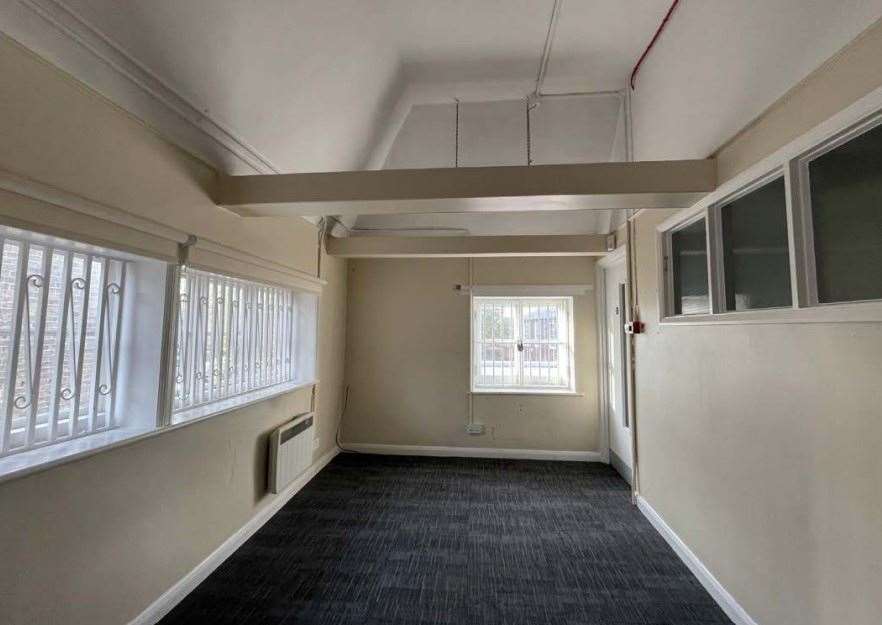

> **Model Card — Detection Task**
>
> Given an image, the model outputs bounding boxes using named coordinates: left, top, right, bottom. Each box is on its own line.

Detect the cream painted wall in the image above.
left=342, top=256, right=599, bottom=452
left=627, top=17, right=882, bottom=625
left=631, top=210, right=882, bottom=625
left=0, top=35, right=347, bottom=625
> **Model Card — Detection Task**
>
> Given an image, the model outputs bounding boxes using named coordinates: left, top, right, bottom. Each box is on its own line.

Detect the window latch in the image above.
left=517, top=340, right=524, bottom=352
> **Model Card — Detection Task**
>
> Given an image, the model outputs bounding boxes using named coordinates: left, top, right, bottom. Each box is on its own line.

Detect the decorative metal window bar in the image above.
left=472, top=296, right=573, bottom=391
left=0, top=238, right=127, bottom=457
left=172, top=268, right=297, bottom=415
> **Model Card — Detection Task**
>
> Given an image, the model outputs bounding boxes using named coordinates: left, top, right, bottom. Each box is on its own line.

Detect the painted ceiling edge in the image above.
left=16, top=0, right=283, bottom=176
left=2, top=3, right=331, bottom=233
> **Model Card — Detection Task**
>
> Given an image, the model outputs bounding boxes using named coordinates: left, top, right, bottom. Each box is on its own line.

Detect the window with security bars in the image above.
left=171, top=268, right=312, bottom=421
left=0, top=236, right=127, bottom=457
left=472, top=296, right=575, bottom=393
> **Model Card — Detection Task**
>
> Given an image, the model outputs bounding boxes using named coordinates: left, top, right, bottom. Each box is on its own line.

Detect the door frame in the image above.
left=595, top=246, right=629, bottom=468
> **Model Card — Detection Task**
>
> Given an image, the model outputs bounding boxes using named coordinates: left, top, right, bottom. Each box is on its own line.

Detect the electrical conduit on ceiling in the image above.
left=533, top=0, right=565, bottom=98
left=629, top=0, right=681, bottom=90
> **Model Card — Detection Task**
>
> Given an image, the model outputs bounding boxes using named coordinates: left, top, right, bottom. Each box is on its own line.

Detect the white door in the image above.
left=603, top=257, right=632, bottom=482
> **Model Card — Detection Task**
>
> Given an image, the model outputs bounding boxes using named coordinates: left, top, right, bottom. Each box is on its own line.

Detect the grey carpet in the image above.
left=160, top=454, right=733, bottom=625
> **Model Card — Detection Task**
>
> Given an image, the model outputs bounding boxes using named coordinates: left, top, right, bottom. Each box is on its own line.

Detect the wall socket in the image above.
left=466, top=423, right=485, bottom=435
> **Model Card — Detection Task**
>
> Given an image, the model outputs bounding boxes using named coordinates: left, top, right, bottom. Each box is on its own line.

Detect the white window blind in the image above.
left=172, top=268, right=305, bottom=419
left=0, top=238, right=127, bottom=456
left=472, top=296, right=575, bottom=393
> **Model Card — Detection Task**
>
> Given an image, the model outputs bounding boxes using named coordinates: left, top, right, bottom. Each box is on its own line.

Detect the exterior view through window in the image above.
left=0, top=238, right=318, bottom=472
left=472, top=296, right=575, bottom=393
left=172, top=268, right=302, bottom=422
left=0, top=235, right=128, bottom=457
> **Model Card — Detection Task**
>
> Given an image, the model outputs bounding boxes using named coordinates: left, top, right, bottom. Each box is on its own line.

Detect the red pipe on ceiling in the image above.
left=629, top=0, right=681, bottom=90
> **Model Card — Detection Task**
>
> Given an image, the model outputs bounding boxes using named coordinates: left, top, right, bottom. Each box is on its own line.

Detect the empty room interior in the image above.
left=2, top=1, right=882, bottom=624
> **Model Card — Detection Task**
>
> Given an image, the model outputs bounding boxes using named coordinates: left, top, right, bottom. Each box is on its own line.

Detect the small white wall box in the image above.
left=268, top=412, right=315, bottom=494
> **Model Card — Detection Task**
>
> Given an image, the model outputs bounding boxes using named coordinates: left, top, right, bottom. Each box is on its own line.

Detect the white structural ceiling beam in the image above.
left=217, top=160, right=716, bottom=218
left=325, top=234, right=608, bottom=258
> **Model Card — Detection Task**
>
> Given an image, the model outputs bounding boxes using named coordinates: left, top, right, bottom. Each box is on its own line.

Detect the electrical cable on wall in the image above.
left=626, top=218, right=640, bottom=502
left=467, top=258, right=474, bottom=427
left=335, top=384, right=356, bottom=453
left=525, top=97, right=535, bottom=165
left=313, top=216, right=358, bottom=454
left=316, top=216, right=329, bottom=280
left=310, top=220, right=323, bottom=418
left=454, top=97, right=460, bottom=167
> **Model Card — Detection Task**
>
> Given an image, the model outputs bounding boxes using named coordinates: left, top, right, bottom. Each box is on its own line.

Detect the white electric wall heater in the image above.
left=268, top=412, right=314, bottom=494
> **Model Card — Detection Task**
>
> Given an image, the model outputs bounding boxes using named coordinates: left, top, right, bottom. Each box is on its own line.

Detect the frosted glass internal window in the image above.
left=808, top=121, right=882, bottom=303
left=720, top=177, right=792, bottom=311
left=670, top=219, right=710, bottom=315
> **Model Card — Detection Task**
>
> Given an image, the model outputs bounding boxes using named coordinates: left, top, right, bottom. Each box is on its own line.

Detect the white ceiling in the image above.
left=367, top=95, right=626, bottom=236
left=395, top=1, right=672, bottom=90
left=57, top=0, right=672, bottom=174
left=7, top=0, right=882, bottom=238
left=629, top=0, right=882, bottom=161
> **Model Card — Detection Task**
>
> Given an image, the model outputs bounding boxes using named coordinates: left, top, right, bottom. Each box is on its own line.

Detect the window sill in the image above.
left=171, top=380, right=317, bottom=426
left=471, top=389, right=583, bottom=397
left=0, top=426, right=154, bottom=484
left=660, top=300, right=882, bottom=326
left=0, top=380, right=318, bottom=485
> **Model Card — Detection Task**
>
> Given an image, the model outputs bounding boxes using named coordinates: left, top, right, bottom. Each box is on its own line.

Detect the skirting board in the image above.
left=342, top=443, right=603, bottom=462
left=129, top=447, right=339, bottom=625
left=636, top=496, right=760, bottom=625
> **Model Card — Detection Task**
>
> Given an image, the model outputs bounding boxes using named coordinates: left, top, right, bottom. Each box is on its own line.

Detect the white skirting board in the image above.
left=342, top=443, right=603, bottom=462
left=636, top=496, right=760, bottom=625
left=129, top=447, right=339, bottom=625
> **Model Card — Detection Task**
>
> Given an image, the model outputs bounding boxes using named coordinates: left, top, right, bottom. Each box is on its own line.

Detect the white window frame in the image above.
left=0, top=243, right=321, bottom=483
left=658, top=86, right=882, bottom=325
left=706, top=168, right=794, bottom=315
left=661, top=211, right=712, bottom=318
left=0, top=225, right=170, bottom=481
left=168, top=266, right=318, bottom=425
left=791, top=111, right=882, bottom=309
left=470, top=295, right=577, bottom=395
left=0, top=233, right=130, bottom=458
